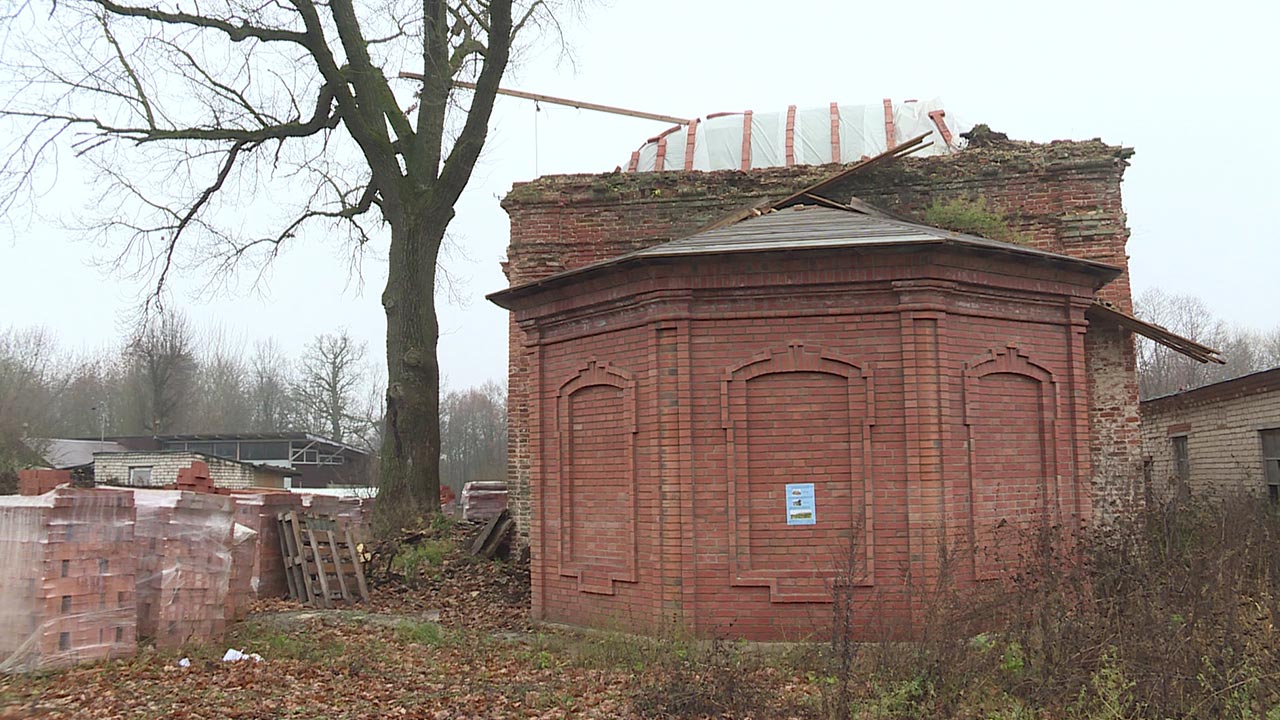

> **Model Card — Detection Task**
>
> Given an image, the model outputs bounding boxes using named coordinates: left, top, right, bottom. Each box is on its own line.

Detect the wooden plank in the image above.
left=282, top=511, right=313, bottom=605
left=325, top=529, right=351, bottom=602
left=276, top=512, right=299, bottom=601
left=469, top=509, right=514, bottom=559
left=399, top=74, right=694, bottom=125
left=345, top=526, right=370, bottom=602
left=304, top=526, right=332, bottom=608
left=288, top=512, right=317, bottom=606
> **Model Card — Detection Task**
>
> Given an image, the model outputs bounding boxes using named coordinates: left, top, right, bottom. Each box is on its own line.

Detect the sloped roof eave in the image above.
left=1086, top=301, right=1226, bottom=364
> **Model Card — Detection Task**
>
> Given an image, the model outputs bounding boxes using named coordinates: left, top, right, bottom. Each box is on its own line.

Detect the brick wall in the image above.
left=508, top=246, right=1100, bottom=640
left=1141, top=371, right=1280, bottom=501
left=94, top=451, right=277, bottom=490
left=503, top=135, right=1142, bottom=544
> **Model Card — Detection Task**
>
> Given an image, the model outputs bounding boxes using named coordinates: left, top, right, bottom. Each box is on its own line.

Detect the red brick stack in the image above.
left=17, top=469, right=73, bottom=496
left=225, top=523, right=259, bottom=622
left=227, top=490, right=303, bottom=600
left=0, top=487, right=136, bottom=672
left=132, top=489, right=235, bottom=649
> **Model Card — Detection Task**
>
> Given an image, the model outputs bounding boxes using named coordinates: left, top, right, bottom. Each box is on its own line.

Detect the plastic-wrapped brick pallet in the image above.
left=0, top=487, right=137, bottom=672
left=461, top=481, right=508, bottom=522
left=132, top=490, right=236, bottom=649
left=225, top=522, right=259, bottom=622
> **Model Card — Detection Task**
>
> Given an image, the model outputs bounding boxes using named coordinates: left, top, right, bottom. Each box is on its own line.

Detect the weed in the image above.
left=392, top=539, right=453, bottom=583
left=921, top=196, right=1029, bottom=245
left=394, top=620, right=444, bottom=646
left=631, top=636, right=769, bottom=719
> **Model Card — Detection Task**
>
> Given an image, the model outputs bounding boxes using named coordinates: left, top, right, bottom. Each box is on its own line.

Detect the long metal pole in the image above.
left=396, top=73, right=693, bottom=126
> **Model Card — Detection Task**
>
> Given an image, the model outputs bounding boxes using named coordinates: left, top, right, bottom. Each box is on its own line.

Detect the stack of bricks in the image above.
left=227, top=490, right=302, bottom=600
left=174, top=461, right=229, bottom=495
left=132, top=489, right=235, bottom=649
left=225, top=523, right=259, bottom=622
left=0, top=487, right=136, bottom=672
left=461, top=481, right=508, bottom=522
left=17, top=469, right=73, bottom=496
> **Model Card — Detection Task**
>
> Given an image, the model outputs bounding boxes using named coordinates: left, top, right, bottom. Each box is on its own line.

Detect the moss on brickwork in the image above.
left=921, top=196, right=1030, bottom=245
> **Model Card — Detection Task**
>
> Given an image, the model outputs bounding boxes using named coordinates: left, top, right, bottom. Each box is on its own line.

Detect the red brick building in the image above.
left=492, top=133, right=1207, bottom=640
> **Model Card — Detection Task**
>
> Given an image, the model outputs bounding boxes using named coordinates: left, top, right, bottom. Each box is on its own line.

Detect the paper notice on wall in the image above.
left=785, top=483, right=816, bottom=525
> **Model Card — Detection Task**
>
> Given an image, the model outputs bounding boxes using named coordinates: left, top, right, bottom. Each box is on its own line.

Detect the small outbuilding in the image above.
left=491, top=198, right=1126, bottom=640
left=1141, top=367, right=1280, bottom=503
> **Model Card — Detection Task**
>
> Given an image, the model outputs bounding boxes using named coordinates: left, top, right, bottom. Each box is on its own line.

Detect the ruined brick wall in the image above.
left=1140, top=372, right=1280, bottom=501
left=502, top=137, right=1141, bottom=542
left=508, top=247, right=1100, bottom=639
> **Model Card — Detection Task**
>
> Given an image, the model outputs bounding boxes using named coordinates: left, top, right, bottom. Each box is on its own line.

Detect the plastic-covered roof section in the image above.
left=627, top=98, right=966, bottom=172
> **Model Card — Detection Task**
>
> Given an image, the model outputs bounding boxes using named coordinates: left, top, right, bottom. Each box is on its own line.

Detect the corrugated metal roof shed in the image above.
left=25, top=438, right=128, bottom=469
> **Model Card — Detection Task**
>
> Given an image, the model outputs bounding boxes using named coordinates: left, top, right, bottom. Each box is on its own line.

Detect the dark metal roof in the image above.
left=489, top=203, right=1122, bottom=308
left=633, top=205, right=1120, bottom=266
left=154, top=433, right=369, bottom=455
left=1086, top=301, right=1226, bottom=365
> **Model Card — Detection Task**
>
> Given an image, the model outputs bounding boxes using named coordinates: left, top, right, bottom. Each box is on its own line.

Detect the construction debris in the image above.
left=469, top=509, right=515, bottom=560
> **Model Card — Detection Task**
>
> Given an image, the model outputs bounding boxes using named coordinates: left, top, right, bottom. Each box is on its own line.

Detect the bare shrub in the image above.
left=814, top=498, right=1280, bottom=718
left=631, top=635, right=772, bottom=719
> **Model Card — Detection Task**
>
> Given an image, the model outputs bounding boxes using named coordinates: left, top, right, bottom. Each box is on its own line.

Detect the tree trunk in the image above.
left=377, top=212, right=445, bottom=525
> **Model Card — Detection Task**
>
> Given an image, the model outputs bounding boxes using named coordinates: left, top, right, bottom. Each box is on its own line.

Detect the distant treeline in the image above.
left=0, top=309, right=506, bottom=494
left=1136, top=289, right=1280, bottom=399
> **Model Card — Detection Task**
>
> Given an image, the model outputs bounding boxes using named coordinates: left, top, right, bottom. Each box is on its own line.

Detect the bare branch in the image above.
left=94, top=0, right=309, bottom=45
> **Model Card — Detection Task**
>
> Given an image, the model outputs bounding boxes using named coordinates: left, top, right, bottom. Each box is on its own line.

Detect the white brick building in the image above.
left=1140, top=368, right=1280, bottom=503
left=93, top=451, right=292, bottom=491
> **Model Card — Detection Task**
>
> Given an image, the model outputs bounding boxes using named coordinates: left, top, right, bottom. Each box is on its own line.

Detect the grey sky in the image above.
left=2, top=0, right=1276, bottom=389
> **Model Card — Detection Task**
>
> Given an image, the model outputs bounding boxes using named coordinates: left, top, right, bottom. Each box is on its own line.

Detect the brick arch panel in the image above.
left=720, top=342, right=875, bottom=602
left=555, top=359, right=638, bottom=595
left=962, top=345, right=1060, bottom=580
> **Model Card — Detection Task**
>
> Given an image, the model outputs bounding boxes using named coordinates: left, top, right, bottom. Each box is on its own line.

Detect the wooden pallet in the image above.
left=277, top=511, right=369, bottom=607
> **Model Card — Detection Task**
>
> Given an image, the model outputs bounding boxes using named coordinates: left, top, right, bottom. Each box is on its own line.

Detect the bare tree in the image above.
left=51, top=352, right=121, bottom=438
left=247, top=339, right=295, bottom=433
left=1136, top=289, right=1278, bottom=398
left=293, top=330, right=372, bottom=443
left=1, top=0, right=569, bottom=516
left=439, top=379, right=506, bottom=496
left=125, top=310, right=197, bottom=433
left=0, top=327, right=65, bottom=489
left=1136, top=289, right=1220, bottom=397
left=189, top=327, right=253, bottom=432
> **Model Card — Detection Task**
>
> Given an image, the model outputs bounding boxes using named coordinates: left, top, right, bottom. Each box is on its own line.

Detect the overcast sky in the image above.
left=2, top=0, right=1277, bottom=389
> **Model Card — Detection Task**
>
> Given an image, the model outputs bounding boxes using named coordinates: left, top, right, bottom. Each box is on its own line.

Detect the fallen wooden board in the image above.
left=469, top=509, right=514, bottom=559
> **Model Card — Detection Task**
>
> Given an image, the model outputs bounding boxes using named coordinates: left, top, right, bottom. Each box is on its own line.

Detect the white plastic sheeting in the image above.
left=627, top=98, right=966, bottom=172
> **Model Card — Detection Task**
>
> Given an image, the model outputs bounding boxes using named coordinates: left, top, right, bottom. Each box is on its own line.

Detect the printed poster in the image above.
left=785, top=482, right=816, bottom=525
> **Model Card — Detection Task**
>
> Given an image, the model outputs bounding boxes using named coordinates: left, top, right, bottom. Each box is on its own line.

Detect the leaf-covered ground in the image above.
left=0, top=525, right=819, bottom=719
